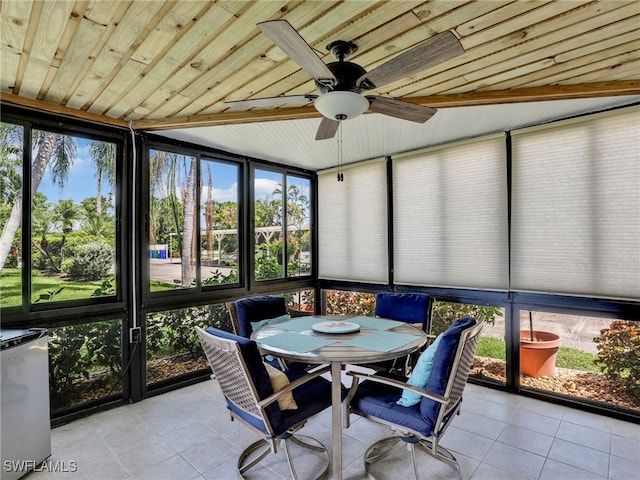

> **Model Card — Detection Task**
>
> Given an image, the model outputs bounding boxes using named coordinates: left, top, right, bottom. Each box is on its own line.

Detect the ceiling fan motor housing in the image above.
left=316, top=61, right=367, bottom=94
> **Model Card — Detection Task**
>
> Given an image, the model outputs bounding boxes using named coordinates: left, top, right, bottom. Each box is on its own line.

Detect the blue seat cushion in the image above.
left=374, top=293, right=430, bottom=324
left=419, top=316, right=476, bottom=424
left=350, top=373, right=434, bottom=437
left=350, top=317, right=477, bottom=437
left=274, top=367, right=333, bottom=436
left=234, top=296, right=287, bottom=338
left=205, top=327, right=333, bottom=437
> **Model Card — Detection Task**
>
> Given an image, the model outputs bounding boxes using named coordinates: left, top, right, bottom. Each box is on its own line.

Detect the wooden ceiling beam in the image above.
left=0, top=92, right=130, bottom=128
left=134, top=80, right=640, bottom=130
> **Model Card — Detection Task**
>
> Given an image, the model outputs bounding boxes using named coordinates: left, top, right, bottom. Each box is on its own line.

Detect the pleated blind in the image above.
left=318, top=159, right=388, bottom=283
left=393, top=136, right=508, bottom=289
left=511, top=107, right=640, bottom=299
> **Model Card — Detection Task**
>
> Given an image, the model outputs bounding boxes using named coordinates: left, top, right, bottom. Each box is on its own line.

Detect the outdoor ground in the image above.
left=472, top=356, right=638, bottom=411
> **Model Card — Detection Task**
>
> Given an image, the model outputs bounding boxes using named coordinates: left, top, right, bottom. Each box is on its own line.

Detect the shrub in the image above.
left=326, top=290, right=376, bottom=316
left=66, top=241, right=113, bottom=279
left=147, top=304, right=230, bottom=360
left=432, top=302, right=502, bottom=335
left=593, top=320, right=640, bottom=399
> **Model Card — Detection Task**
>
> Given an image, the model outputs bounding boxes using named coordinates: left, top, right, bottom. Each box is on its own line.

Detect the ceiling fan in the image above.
left=226, top=19, right=464, bottom=140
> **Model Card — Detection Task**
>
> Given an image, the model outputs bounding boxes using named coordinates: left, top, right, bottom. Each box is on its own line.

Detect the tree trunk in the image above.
left=96, top=166, right=103, bottom=215
left=181, top=161, right=196, bottom=287
left=0, top=132, right=58, bottom=271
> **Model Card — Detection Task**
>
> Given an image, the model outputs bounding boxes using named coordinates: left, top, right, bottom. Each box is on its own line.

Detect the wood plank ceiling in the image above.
left=1, top=1, right=639, bottom=136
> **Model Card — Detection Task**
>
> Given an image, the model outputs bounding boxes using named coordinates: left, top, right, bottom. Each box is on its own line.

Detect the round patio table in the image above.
left=252, top=314, right=428, bottom=480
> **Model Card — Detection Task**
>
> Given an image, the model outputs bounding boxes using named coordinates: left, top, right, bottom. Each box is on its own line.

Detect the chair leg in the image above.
left=363, top=436, right=461, bottom=480
left=416, top=438, right=461, bottom=479
left=237, top=439, right=272, bottom=477
left=282, top=438, right=299, bottom=480
left=364, top=436, right=406, bottom=465
left=237, top=435, right=329, bottom=480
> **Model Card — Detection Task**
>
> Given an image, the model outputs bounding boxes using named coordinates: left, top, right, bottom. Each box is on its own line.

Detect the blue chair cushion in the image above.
left=235, top=296, right=287, bottom=338
left=350, top=317, right=477, bottom=438
left=350, top=373, right=434, bottom=437
left=204, top=327, right=281, bottom=428
left=273, top=367, right=333, bottom=436
left=419, top=316, right=476, bottom=424
left=396, top=333, right=443, bottom=407
left=374, top=293, right=430, bottom=324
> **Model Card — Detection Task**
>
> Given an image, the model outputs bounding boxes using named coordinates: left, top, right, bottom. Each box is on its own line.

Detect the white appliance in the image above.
left=1, top=329, right=51, bottom=480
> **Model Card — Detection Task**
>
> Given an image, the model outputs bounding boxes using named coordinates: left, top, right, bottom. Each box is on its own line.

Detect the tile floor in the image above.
left=27, top=371, right=639, bottom=480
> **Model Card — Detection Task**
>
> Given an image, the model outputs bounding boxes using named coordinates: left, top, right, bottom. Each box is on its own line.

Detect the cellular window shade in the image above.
left=318, top=159, right=388, bottom=283
left=511, top=107, right=640, bottom=300
left=393, top=136, right=508, bottom=289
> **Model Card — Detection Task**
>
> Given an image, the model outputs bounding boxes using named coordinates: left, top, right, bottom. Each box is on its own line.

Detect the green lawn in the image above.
left=476, top=336, right=600, bottom=373
left=1, top=269, right=105, bottom=307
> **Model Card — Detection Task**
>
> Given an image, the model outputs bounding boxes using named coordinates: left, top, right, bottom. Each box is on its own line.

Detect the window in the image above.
left=146, top=303, right=230, bottom=388
left=148, top=149, right=241, bottom=291
left=286, top=176, right=311, bottom=278
left=200, top=158, right=239, bottom=286
left=253, top=169, right=312, bottom=281
left=518, top=310, right=639, bottom=414
left=148, top=149, right=197, bottom=291
left=0, top=122, right=23, bottom=308
left=1, top=126, right=118, bottom=306
left=32, top=130, right=117, bottom=303
left=254, top=168, right=285, bottom=281
left=49, top=319, right=123, bottom=413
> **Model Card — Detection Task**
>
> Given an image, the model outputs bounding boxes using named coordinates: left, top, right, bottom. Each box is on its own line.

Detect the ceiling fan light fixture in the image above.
left=314, top=91, right=369, bottom=121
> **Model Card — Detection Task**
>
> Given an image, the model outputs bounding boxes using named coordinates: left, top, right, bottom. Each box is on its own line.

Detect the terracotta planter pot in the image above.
left=520, top=330, right=562, bottom=378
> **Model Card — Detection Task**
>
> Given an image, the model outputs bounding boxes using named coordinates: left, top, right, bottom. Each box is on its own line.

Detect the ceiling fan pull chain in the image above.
left=337, top=123, right=344, bottom=182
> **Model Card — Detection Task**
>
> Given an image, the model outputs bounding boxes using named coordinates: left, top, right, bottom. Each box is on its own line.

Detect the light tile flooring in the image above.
left=28, top=372, right=639, bottom=480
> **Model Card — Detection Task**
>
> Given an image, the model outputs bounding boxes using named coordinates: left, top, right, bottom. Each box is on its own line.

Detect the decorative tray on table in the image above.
left=312, top=321, right=360, bottom=334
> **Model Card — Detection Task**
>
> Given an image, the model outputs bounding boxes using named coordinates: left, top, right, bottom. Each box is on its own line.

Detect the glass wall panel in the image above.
left=49, top=320, right=123, bottom=413
left=286, top=175, right=311, bottom=278
left=325, top=289, right=376, bottom=316
left=149, top=149, right=196, bottom=291
left=200, top=159, right=239, bottom=285
left=431, top=301, right=506, bottom=385
left=254, top=169, right=284, bottom=281
left=0, top=122, right=23, bottom=308
left=519, top=311, right=639, bottom=414
left=31, top=130, right=116, bottom=303
left=287, top=289, right=315, bottom=316
left=146, top=303, right=231, bottom=386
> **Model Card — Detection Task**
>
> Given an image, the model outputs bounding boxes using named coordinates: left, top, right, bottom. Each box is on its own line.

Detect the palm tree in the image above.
left=149, top=150, right=197, bottom=287
left=88, top=141, right=115, bottom=215
left=0, top=129, right=77, bottom=271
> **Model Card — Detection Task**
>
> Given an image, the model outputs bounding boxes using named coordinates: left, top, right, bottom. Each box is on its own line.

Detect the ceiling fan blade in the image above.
left=226, top=94, right=316, bottom=109
left=258, top=19, right=336, bottom=86
left=358, top=31, right=464, bottom=90
left=367, top=96, right=436, bottom=123
left=315, top=117, right=340, bottom=140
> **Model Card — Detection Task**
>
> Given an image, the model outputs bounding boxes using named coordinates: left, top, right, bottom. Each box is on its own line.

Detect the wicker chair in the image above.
left=196, top=326, right=332, bottom=480
left=346, top=316, right=484, bottom=480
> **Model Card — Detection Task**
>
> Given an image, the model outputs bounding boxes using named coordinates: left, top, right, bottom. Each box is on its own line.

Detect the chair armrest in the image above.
left=346, top=371, right=447, bottom=405
left=259, top=365, right=331, bottom=408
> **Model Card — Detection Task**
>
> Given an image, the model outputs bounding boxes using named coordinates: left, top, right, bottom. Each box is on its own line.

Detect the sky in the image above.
left=37, top=139, right=309, bottom=206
